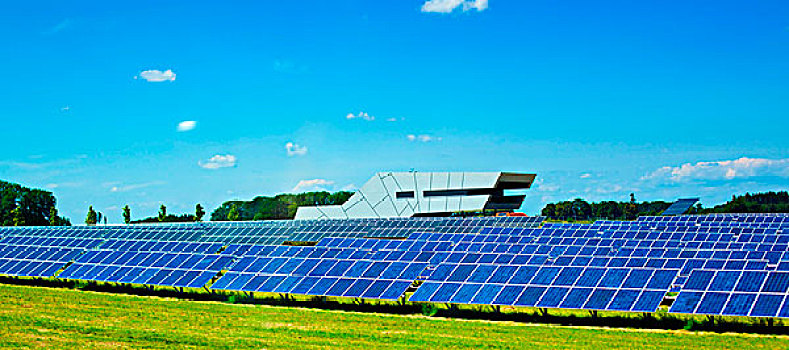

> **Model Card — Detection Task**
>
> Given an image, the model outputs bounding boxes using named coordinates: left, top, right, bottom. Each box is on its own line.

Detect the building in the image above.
left=295, top=171, right=536, bottom=220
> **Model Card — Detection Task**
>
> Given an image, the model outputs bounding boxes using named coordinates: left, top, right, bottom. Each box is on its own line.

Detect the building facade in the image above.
left=295, top=171, right=536, bottom=220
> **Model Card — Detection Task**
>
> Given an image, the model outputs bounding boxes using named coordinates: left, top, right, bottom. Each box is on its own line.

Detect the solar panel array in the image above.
left=2, top=213, right=789, bottom=319
left=0, top=217, right=542, bottom=289
left=661, top=198, right=699, bottom=216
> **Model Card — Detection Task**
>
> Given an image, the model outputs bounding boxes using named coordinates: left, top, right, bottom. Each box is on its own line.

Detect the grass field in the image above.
left=1, top=283, right=788, bottom=349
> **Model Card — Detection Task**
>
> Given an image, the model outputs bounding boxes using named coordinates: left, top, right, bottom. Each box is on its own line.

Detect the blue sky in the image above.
left=1, top=1, right=787, bottom=223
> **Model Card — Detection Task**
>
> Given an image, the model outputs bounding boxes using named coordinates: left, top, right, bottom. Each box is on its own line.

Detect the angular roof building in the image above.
left=295, top=171, right=536, bottom=220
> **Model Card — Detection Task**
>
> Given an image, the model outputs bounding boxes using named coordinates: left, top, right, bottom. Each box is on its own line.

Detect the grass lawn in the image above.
left=1, top=283, right=787, bottom=349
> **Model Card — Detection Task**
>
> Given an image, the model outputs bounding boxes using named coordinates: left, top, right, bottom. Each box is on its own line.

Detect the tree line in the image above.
left=211, top=191, right=354, bottom=221
left=703, top=191, right=789, bottom=213
left=540, top=195, right=673, bottom=221
left=540, top=191, right=789, bottom=221
left=0, top=180, right=70, bottom=226
left=84, top=204, right=206, bottom=225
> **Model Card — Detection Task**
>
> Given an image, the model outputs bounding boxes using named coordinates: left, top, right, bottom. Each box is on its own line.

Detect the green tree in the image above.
left=11, top=204, right=24, bottom=226
left=85, top=206, right=98, bottom=225
left=623, top=203, right=638, bottom=220
left=195, top=204, right=205, bottom=222
left=210, top=191, right=353, bottom=221
left=49, top=206, right=58, bottom=226
left=122, top=205, right=131, bottom=224
left=158, top=204, right=167, bottom=222
left=227, top=204, right=240, bottom=221
left=0, top=180, right=68, bottom=226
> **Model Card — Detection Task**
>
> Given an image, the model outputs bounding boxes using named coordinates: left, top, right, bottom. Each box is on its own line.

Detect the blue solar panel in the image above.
left=721, top=293, right=756, bottom=316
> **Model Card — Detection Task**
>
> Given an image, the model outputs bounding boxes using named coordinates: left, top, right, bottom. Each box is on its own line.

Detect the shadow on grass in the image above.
left=2, top=276, right=786, bottom=336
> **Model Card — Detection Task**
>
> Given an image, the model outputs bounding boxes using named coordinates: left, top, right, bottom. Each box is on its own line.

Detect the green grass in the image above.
left=1, top=284, right=788, bottom=349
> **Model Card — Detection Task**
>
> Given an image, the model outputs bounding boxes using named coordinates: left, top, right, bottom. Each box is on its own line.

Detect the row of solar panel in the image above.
left=403, top=233, right=789, bottom=249
left=0, top=215, right=542, bottom=234
left=454, top=230, right=789, bottom=242
left=0, top=260, right=65, bottom=277
left=670, top=292, right=789, bottom=318
left=317, top=237, right=789, bottom=256
left=223, top=245, right=777, bottom=274
left=0, top=236, right=104, bottom=248
left=212, top=273, right=412, bottom=300
left=100, top=240, right=223, bottom=253
left=421, top=264, right=678, bottom=291
left=639, top=214, right=789, bottom=222
left=682, top=270, right=789, bottom=294
left=229, top=257, right=429, bottom=280
left=411, top=283, right=667, bottom=312
left=0, top=246, right=83, bottom=263
left=73, top=250, right=232, bottom=271
left=58, top=265, right=216, bottom=288
left=488, top=226, right=787, bottom=236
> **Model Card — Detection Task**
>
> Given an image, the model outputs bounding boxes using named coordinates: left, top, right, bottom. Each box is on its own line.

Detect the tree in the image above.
left=195, top=204, right=205, bottom=222
left=158, top=204, right=167, bottom=222
left=209, top=191, right=353, bottom=221
left=629, top=193, right=636, bottom=204
left=623, top=203, right=638, bottom=220
left=122, top=205, right=131, bottom=224
left=11, top=203, right=24, bottom=226
left=49, top=206, right=58, bottom=226
left=85, top=206, right=98, bottom=225
left=97, top=212, right=103, bottom=225
left=227, top=204, right=240, bottom=221
left=0, top=180, right=68, bottom=226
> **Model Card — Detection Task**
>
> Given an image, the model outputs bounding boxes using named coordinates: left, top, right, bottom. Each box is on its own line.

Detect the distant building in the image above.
left=295, top=171, right=536, bottom=219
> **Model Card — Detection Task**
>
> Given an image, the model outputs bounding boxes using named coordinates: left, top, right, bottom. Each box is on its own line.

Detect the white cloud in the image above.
left=60, top=106, right=70, bottom=112
left=285, top=142, right=308, bottom=156
left=341, top=183, right=358, bottom=191
left=292, top=179, right=335, bottom=192
left=177, top=120, right=197, bottom=132
left=346, top=111, right=374, bottom=121
left=643, top=157, right=789, bottom=182
left=592, top=184, right=624, bottom=194
left=136, top=69, right=176, bottom=82
left=109, top=181, right=165, bottom=193
left=198, top=154, right=237, bottom=169
left=580, top=173, right=592, bottom=179
left=44, top=19, right=72, bottom=35
left=407, top=134, right=441, bottom=142
left=421, top=0, right=488, bottom=13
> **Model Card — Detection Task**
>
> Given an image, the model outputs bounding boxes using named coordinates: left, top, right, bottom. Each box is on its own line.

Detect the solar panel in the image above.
left=4, top=213, right=789, bottom=316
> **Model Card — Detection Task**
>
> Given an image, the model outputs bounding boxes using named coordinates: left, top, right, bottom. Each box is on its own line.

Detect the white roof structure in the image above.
left=295, top=171, right=536, bottom=220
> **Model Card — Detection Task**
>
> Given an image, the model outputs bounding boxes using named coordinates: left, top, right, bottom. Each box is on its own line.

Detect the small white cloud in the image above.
left=643, top=157, right=789, bottom=182
left=136, top=69, right=176, bottom=82
left=198, top=154, right=237, bottom=169
left=60, top=106, right=70, bottom=112
left=346, top=111, right=374, bottom=121
left=421, top=0, right=488, bottom=13
left=285, top=142, right=308, bottom=157
left=292, top=179, right=335, bottom=192
left=580, top=173, right=592, bottom=179
left=177, top=120, right=197, bottom=132
left=594, top=184, right=624, bottom=194
left=407, top=134, right=441, bottom=142
left=109, top=181, right=165, bottom=193
left=44, top=19, right=72, bottom=35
